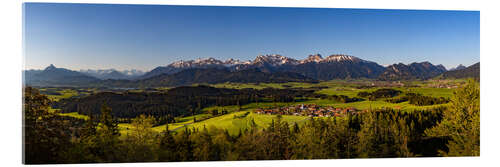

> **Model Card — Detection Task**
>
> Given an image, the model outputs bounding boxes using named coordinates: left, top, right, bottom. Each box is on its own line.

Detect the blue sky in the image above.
left=24, top=3, right=479, bottom=71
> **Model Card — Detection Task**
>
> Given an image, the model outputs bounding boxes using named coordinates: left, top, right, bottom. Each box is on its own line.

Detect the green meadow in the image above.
left=170, top=111, right=309, bottom=136
left=44, top=80, right=462, bottom=136
left=43, top=89, right=79, bottom=101
left=58, top=112, right=90, bottom=120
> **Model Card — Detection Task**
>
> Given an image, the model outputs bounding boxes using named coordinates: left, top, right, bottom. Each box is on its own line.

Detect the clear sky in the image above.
left=24, top=3, right=479, bottom=71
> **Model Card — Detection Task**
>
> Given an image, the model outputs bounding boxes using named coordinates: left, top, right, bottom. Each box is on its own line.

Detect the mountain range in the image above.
left=438, top=62, right=480, bottom=81
left=24, top=64, right=99, bottom=87
left=79, top=69, right=145, bottom=80
left=142, top=54, right=386, bottom=80
left=378, top=62, right=447, bottom=81
left=448, top=64, right=467, bottom=71
left=23, top=54, right=480, bottom=87
left=138, top=68, right=317, bottom=87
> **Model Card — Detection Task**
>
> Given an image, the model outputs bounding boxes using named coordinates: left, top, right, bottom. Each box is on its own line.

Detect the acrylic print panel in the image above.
left=23, top=2, right=479, bottom=164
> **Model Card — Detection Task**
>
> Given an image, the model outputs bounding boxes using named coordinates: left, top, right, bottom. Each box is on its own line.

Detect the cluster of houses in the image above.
left=254, top=104, right=360, bottom=117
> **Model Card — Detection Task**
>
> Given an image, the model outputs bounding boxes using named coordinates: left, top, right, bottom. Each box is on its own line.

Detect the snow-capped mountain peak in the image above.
left=300, top=54, right=323, bottom=63
left=45, top=64, right=57, bottom=70
left=139, top=53, right=389, bottom=80
left=170, top=57, right=226, bottom=68
left=254, top=54, right=299, bottom=65
left=224, top=58, right=251, bottom=65
left=161, top=54, right=373, bottom=73
left=121, top=69, right=145, bottom=76
left=449, top=64, right=466, bottom=71
left=321, top=54, right=361, bottom=63
left=80, top=69, right=118, bottom=75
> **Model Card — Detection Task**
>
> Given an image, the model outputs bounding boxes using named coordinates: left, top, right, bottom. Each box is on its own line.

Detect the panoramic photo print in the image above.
left=22, top=3, right=479, bottom=164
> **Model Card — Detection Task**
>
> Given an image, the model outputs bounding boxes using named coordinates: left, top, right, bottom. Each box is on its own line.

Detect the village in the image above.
left=254, top=104, right=361, bottom=117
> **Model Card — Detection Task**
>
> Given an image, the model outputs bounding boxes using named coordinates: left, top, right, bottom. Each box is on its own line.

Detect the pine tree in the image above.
left=158, top=122, right=178, bottom=160
left=94, top=104, right=122, bottom=162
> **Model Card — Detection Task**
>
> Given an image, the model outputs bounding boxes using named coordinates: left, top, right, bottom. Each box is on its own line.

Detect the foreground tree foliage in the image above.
left=425, top=79, right=480, bottom=156
left=23, top=80, right=480, bottom=163
left=24, top=87, right=73, bottom=164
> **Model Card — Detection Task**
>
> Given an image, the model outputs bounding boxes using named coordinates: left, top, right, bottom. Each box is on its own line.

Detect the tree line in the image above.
left=357, top=88, right=402, bottom=101
left=385, top=93, right=450, bottom=106
left=327, top=94, right=364, bottom=103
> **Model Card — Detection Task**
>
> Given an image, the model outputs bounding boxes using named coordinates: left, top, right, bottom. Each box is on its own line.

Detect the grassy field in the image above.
left=43, top=80, right=462, bottom=136
left=211, top=81, right=456, bottom=98
left=62, top=97, right=448, bottom=136
left=44, top=89, right=79, bottom=101
left=48, top=107, right=60, bottom=113
left=151, top=113, right=213, bottom=133
left=231, top=93, right=450, bottom=112
left=317, top=86, right=454, bottom=99
left=58, top=112, right=90, bottom=120
left=172, top=111, right=310, bottom=135
left=210, top=81, right=456, bottom=112
left=54, top=101, right=450, bottom=136
left=40, top=88, right=98, bottom=101
left=210, top=80, right=350, bottom=90
left=210, top=82, right=286, bottom=89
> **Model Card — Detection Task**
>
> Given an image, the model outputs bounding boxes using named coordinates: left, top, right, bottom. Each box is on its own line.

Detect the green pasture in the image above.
left=151, top=113, right=213, bottom=133
left=173, top=111, right=309, bottom=136
left=44, top=89, right=79, bottom=101
left=209, top=80, right=351, bottom=90
left=239, top=98, right=448, bottom=112
left=209, top=82, right=286, bottom=89
left=58, top=112, right=90, bottom=120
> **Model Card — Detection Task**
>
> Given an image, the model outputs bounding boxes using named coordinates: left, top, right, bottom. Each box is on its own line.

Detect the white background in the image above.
left=1, top=0, right=498, bottom=166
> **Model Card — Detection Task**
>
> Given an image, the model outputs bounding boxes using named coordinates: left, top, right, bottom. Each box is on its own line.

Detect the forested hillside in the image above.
left=378, top=62, right=447, bottom=80
left=138, top=68, right=318, bottom=87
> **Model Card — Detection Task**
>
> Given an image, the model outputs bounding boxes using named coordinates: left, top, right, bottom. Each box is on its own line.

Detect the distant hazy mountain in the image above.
left=80, top=69, right=144, bottom=80
left=378, top=62, right=448, bottom=80
left=24, top=64, right=100, bottom=87
left=448, top=64, right=467, bottom=71
left=141, top=54, right=386, bottom=80
left=438, top=62, right=480, bottom=80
